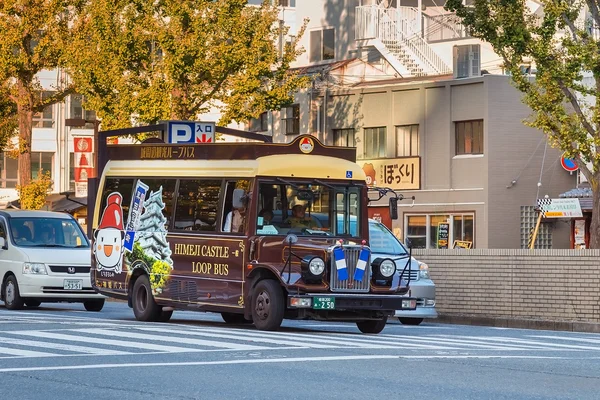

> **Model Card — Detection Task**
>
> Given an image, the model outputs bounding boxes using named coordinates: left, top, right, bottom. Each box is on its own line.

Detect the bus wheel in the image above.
left=356, top=317, right=388, bottom=334
left=221, top=312, right=251, bottom=324
left=251, top=280, right=284, bottom=331
left=158, top=309, right=173, bottom=322
left=132, top=275, right=161, bottom=321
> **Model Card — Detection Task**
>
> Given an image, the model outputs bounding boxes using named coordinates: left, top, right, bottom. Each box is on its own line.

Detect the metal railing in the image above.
left=424, top=13, right=470, bottom=42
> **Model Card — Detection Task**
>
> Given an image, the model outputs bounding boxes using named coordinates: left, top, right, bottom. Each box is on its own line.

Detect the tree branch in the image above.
left=562, top=12, right=587, bottom=43
left=557, top=80, right=597, bottom=137
left=33, top=85, right=75, bottom=113
left=586, top=0, right=600, bottom=32
left=189, top=67, right=235, bottom=115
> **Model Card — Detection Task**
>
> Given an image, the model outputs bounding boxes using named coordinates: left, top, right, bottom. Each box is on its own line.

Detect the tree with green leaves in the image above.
left=0, top=1, right=78, bottom=187
left=68, top=0, right=308, bottom=130
left=446, top=0, right=600, bottom=248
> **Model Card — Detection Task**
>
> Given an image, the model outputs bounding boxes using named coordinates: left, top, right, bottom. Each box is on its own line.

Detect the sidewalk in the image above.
left=436, top=314, right=600, bottom=333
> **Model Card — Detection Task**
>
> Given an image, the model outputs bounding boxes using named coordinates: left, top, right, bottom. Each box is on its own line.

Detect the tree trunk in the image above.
left=589, top=177, right=600, bottom=249
left=16, top=81, right=34, bottom=187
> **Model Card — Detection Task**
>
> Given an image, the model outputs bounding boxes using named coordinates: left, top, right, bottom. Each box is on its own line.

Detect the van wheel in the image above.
left=3, top=276, right=24, bottom=310
left=158, top=309, right=173, bottom=322
left=132, top=275, right=161, bottom=321
left=251, top=280, right=284, bottom=331
left=356, top=317, right=388, bottom=334
left=84, top=299, right=105, bottom=312
left=221, top=312, right=252, bottom=324
left=398, top=317, right=423, bottom=326
left=25, top=300, right=41, bottom=308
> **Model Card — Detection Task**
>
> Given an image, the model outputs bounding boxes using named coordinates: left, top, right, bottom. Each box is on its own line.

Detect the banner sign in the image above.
left=123, top=180, right=149, bottom=252
left=360, top=157, right=420, bottom=190
left=73, top=136, right=93, bottom=198
left=537, top=198, right=583, bottom=218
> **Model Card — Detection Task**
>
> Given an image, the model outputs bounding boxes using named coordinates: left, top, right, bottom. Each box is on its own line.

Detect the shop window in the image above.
left=310, top=28, right=335, bottom=62
left=405, top=213, right=475, bottom=249
left=333, top=129, right=356, bottom=147
left=363, top=127, right=386, bottom=159
left=455, top=119, right=483, bottom=155
left=396, top=124, right=419, bottom=156
left=173, top=179, right=222, bottom=232
left=0, top=153, right=18, bottom=188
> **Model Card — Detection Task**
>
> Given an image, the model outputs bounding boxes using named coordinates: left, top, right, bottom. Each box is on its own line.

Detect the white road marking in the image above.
left=0, top=346, right=56, bottom=357
left=530, top=335, right=600, bottom=345
left=73, top=328, right=272, bottom=351
left=0, top=336, right=131, bottom=355
left=0, top=354, right=580, bottom=373
left=6, top=330, right=212, bottom=353
left=433, top=335, right=600, bottom=351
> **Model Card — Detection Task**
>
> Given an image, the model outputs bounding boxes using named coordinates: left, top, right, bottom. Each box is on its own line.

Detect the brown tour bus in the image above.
left=90, top=131, right=416, bottom=333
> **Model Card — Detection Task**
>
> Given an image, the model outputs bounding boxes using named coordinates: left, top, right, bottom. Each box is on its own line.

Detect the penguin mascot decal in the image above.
left=94, top=192, right=126, bottom=274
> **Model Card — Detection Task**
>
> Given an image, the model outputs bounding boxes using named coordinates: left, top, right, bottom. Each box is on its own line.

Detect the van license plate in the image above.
left=64, top=280, right=82, bottom=290
left=313, top=297, right=335, bottom=310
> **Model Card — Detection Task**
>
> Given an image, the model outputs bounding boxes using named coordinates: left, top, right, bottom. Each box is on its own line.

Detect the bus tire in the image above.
left=251, top=279, right=284, bottom=331
left=356, top=317, right=388, bottom=334
left=84, top=299, right=105, bottom=312
left=132, top=275, right=161, bottom=322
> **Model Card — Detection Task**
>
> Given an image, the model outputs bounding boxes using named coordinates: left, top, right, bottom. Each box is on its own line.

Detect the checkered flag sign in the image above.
left=536, top=198, right=582, bottom=218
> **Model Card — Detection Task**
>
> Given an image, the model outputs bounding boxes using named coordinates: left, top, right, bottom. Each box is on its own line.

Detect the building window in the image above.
left=333, top=129, right=356, bottom=147
left=249, top=112, right=268, bottom=132
left=70, top=94, right=97, bottom=125
left=396, top=124, right=419, bottom=157
left=282, top=104, right=300, bottom=135
left=310, top=99, right=324, bottom=134
left=0, top=153, right=18, bottom=188
left=309, top=28, right=335, bottom=62
left=363, top=127, right=386, bottom=159
left=455, top=119, right=483, bottom=155
left=405, top=213, right=475, bottom=249
left=277, top=0, right=296, bottom=6
left=33, top=91, right=55, bottom=128
left=31, top=152, right=54, bottom=180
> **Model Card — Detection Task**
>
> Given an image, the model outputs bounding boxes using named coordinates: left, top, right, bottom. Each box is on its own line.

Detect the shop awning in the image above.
left=559, top=187, right=593, bottom=211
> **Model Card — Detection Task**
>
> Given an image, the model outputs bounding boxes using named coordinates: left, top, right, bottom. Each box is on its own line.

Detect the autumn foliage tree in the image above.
left=0, top=0, right=78, bottom=187
left=446, top=0, right=600, bottom=248
left=68, top=0, right=308, bottom=129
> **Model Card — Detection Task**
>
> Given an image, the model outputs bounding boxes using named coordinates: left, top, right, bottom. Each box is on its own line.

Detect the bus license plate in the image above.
left=313, top=297, right=335, bottom=310
left=64, top=279, right=82, bottom=290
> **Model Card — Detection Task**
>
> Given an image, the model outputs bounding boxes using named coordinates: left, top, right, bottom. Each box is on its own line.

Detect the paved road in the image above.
left=0, top=301, right=599, bottom=400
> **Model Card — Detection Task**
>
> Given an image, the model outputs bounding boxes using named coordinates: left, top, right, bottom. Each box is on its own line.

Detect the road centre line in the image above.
left=0, top=354, right=580, bottom=373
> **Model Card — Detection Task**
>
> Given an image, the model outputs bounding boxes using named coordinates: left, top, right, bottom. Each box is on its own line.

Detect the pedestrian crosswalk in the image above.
left=1, top=313, right=600, bottom=359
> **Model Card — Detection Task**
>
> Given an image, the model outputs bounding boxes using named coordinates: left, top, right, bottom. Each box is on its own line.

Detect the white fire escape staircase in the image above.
left=356, top=5, right=452, bottom=78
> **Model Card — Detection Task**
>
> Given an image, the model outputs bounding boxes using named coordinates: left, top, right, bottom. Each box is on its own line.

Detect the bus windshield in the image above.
left=256, top=181, right=360, bottom=237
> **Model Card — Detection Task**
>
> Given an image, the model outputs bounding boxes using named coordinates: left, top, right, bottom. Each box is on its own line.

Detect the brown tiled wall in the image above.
left=413, top=249, right=600, bottom=322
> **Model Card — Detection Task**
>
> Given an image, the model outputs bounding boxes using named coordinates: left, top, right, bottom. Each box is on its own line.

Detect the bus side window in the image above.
left=174, top=179, right=221, bottom=232
left=222, top=180, right=251, bottom=233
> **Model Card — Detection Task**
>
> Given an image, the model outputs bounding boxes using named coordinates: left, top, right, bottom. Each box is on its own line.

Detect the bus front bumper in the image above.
left=288, top=293, right=417, bottom=311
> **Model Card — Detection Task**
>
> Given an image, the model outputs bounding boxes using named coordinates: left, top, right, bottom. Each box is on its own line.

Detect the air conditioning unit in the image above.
left=453, top=44, right=481, bottom=79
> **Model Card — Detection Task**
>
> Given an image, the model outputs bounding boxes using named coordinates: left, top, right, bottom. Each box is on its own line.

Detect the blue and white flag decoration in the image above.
left=354, top=247, right=370, bottom=281
left=333, top=246, right=348, bottom=281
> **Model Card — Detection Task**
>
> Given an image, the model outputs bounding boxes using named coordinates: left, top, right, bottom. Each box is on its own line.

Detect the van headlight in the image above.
left=372, top=257, right=396, bottom=280
left=419, top=262, right=430, bottom=279
left=23, top=263, right=48, bottom=275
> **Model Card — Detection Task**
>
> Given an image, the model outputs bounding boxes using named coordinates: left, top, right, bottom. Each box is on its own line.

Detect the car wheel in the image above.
left=356, top=317, right=388, bottom=334
left=251, top=280, right=284, bottom=331
left=25, top=300, right=41, bottom=308
left=398, top=317, right=424, bottom=326
left=3, top=276, right=24, bottom=310
left=221, top=312, right=252, bottom=324
left=132, top=275, right=161, bottom=321
left=84, top=299, right=105, bottom=312
left=158, top=309, right=173, bottom=322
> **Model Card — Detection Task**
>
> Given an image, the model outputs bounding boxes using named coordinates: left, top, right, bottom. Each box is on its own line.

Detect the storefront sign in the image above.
left=73, top=136, right=93, bottom=198
left=537, top=198, right=583, bottom=218
left=453, top=240, right=472, bottom=249
left=437, top=223, right=449, bottom=249
left=360, top=157, right=420, bottom=190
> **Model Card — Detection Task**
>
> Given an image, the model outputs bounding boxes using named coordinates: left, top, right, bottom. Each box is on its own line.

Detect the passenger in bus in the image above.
left=259, top=209, right=274, bottom=225
left=223, top=204, right=246, bottom=233
left=285, top=204, right=319, bottom=229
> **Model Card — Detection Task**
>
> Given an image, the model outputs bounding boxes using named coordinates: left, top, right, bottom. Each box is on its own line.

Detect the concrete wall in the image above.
left=414, top=249, right=600, bottom=323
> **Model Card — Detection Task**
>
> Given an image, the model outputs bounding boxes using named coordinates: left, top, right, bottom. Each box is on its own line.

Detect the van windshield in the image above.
left=368, top=221, right=408, bottom=256
left=256, top=181, right=360, bottom=237
left=10, top=217, right=89, bottom=248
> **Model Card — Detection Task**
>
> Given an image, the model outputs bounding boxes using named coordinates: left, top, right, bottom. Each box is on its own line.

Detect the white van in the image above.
left=0, top=210, right=105, bottom=311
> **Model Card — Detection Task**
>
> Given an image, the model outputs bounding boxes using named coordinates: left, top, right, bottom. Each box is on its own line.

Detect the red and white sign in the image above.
left=73, top=137, right=94, bottom=197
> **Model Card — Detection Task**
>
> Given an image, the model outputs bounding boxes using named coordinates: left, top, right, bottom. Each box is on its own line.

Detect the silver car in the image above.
left=368, top=219, right=437, bottom=325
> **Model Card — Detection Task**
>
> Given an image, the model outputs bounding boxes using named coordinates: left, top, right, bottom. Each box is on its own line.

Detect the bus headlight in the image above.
left=372, top=258, right=396, bottom=280
left=301, top=256, right=325, bottom=282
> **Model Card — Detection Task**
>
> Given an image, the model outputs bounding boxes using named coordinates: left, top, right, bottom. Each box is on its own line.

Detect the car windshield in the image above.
left=256, top=181, right=360, bottom=237
left=368, top=221, right=408, bottom=255
left=10, top=217, right=89, bottom=248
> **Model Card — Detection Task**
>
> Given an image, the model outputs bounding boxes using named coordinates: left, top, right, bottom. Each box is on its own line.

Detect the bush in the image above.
left=16, top=171, right=53, bottom=210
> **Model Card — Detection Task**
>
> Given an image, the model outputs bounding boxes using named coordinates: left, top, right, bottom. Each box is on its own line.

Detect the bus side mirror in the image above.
left=232, top=188, right=246, bottom=209
left=389, top=197, right=398, bottom=220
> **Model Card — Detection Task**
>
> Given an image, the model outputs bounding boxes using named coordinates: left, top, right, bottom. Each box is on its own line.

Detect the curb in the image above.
left=436, top=314, right=600, bottom=334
